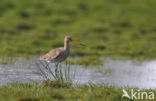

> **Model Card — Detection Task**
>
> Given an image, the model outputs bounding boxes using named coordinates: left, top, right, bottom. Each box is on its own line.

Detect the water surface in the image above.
left=0, top=59, right=156, bottom=89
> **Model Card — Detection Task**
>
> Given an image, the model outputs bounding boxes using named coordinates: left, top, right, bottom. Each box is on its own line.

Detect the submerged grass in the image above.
left=35, top=61, right=74, bottom=84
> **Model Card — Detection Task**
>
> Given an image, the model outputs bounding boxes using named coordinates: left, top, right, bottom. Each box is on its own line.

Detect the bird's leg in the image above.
left=55, top=63, right=59, bottom=68
left=55, top=63, right=59, bottom=72
left=44, top=61, right=51, bottom=80
left=37, top=60, right=49, bottom=80
left=55, top=63, right=58, bottom=74
left=45, top=62, right=49, bottom=69
left=55, top=63, right=59, bottom=79
left=44, top=62, right=57, bottom=80
left=59, top=64, right=63, bottom=82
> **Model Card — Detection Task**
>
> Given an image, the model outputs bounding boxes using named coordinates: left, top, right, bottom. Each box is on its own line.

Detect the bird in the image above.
left=39, top=36, right=85, bottom=70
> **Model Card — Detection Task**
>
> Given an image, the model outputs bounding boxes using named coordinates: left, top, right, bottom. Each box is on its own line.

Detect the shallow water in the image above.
left=0, top=59, right=156, bottom=89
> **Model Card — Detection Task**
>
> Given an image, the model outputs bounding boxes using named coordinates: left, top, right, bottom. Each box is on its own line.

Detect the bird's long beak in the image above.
left=72, top=40, right=86, bottom=46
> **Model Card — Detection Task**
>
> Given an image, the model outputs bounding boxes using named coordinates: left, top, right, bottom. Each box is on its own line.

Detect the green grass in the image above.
left=0, top=0, right=156, bottom=65
left=0, top=1, right=155, bottom=100
left=0, top=82, right=155, bottom=101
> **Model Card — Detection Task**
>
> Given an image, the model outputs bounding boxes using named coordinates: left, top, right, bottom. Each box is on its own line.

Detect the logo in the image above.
left=122, top=89, right=154, bottom=100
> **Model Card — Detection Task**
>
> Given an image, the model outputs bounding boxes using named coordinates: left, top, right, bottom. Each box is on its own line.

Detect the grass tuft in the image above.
left=18, top=98, right=39, bottom=101
left=42, top=81, right=71, bottom=88
left=35, top=61, right=74, bottom=88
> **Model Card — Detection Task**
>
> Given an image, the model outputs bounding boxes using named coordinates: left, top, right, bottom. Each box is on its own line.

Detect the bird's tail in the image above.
left=39, top=55, right=46, bottom=60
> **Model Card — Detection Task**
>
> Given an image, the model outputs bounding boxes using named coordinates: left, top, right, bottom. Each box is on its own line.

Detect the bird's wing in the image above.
left=39, top=47, right=64, bottom=61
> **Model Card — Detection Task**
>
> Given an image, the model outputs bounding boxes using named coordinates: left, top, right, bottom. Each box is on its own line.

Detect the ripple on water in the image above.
left=0, top=59, right=156, bottom=89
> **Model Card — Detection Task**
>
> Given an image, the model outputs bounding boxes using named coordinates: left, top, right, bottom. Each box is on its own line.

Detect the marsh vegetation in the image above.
left=0, top=0, right=156, bottom=65
left=0, top=0, right=155, bottom=100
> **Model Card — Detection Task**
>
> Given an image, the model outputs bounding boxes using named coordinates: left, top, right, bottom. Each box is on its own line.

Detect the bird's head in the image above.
left=65, top=36, right=86, bottom=46
left=65, top=36, right=72, bottom=42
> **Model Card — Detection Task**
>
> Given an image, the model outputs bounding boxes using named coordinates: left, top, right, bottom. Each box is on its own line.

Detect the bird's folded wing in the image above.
left=39, top=48, right=64, bottom=61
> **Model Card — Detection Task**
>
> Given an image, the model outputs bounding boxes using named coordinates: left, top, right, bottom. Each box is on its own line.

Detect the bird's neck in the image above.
left=64, top=40, right=69, bottom=50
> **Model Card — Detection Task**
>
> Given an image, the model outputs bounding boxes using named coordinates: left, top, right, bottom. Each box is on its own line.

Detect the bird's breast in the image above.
left=55, top=49, right=70, bottom=63
left=64, top=49, right=70, bottom=58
